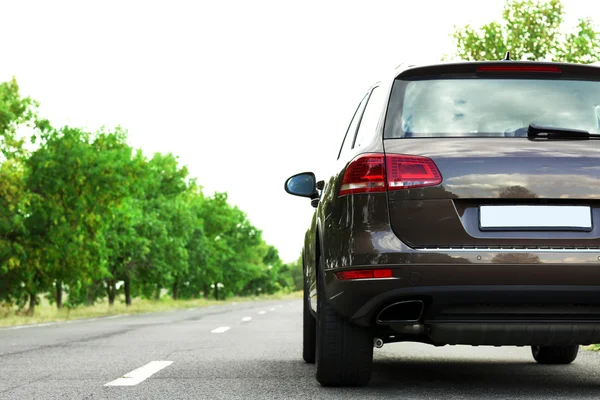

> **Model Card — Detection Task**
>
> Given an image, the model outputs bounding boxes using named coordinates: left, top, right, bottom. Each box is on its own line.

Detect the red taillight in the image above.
left=339, top=153, right=386, bottom=196
left=386, top=155, right=442, bottom=190
left=335, top=269, right=393, bottom=280
left=477, top=65, right=562, bottom=73
left=339, top=153, right=442, bottom=196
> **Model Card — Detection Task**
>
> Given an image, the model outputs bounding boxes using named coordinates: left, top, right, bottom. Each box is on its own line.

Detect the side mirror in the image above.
left=285, top=172, right=317, bottom=198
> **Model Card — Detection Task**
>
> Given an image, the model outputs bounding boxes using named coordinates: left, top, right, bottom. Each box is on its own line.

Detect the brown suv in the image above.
left=285, top=60, right=600, bottom=387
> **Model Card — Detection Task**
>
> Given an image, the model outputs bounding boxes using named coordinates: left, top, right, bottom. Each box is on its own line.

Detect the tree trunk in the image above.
left=107, top=280, right=116, bottom=306
left=214, top=284, right=219, bottom=301
left=55, top=280, right=63, bottom=309
left=27, top=293, right=36, bottom=316
left=203, top=283, right=209, bottom=299
left=124, top=275, right=132, bottom=306
left=172, top=281, right=178, bottom=300
left=87, top=284, right=93, bottom=307
left=154, top=284, right=161, bottom=300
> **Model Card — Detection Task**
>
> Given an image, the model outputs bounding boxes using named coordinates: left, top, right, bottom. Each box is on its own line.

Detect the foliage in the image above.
left=0, top=78, right=295, bottom=313
left=449, top=0, right=600, bottom=63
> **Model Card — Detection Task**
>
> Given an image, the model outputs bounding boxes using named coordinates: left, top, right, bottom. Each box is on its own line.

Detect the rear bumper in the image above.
left=324, top=259, right=600, bottom=345
left=325, top=255, right=600, bottom=321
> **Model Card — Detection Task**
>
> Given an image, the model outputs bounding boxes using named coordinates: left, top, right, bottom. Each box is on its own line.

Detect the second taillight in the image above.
left=339, top=153, right=442, bottom=196
left=386, top=154, right=442, bottom=190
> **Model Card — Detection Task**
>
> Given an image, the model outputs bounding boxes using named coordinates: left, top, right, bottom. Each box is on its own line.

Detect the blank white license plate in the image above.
left=479, top=205, right=592, bottom=230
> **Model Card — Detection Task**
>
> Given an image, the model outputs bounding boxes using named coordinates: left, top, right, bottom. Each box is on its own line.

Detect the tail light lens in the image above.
left=386, top=155, right=442, bottom=190
left=335, top=269, right=393, bottom=280
left=338, top=153, right=442, bottom=196
left=339, top=153, right=386, bottom=196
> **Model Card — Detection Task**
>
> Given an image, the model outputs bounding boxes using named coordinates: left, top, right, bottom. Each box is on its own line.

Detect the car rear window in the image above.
left=384, top=78, right=600, bottom=138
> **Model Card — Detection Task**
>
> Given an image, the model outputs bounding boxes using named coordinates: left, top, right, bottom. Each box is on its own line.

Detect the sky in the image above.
left=1, top=0, right=599, bottom=262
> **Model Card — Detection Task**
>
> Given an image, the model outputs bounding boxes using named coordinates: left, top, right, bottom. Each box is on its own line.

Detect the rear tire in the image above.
left=302, top=271, right=316, bottom=363
left=531, top=345, right=579, bottom=364
left=315, top=259, right=373, bottom=387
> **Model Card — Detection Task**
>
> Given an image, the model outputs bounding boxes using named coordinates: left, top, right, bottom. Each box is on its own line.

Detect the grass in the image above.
left=0, top=290, right=303, bottom=328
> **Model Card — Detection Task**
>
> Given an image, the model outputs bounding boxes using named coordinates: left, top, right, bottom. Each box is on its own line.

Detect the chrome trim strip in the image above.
left=415, top=247, right=600, bottom=253
left=329, top=291, right=344, bottom=300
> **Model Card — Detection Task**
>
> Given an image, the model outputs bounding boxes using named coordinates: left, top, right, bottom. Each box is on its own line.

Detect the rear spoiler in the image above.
left=396, top=61, right=600, bottom=80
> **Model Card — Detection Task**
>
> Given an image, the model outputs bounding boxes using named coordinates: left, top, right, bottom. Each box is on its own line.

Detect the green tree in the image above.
left=132, top=153, right=191, bottom=303
left=449, top=0, right=600, bottom=63
left=196, top=193, right=268, bottom=299
left=282, top=253, right=303, bottom=292
left=99, top=148, right=151, bottom=306
left=0, top=78, right=42, bottom=313
left=172, top=182, right=208, bottom=300
left=102, top=196, right=148, bottom=305
left=0, top=78, right=35, bottom=159
left=25, top=126, right=135, bottom=309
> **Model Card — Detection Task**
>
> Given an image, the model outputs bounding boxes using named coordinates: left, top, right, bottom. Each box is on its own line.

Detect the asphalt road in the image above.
left=2, top=300, right=600, bottom=399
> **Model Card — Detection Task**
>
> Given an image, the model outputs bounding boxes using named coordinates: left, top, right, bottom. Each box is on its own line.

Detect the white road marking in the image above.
left=277, top=305, right=283, bottom=309
left=211, top=326, right=231, bottom=333
left=269, top=307, right=276, bottom=311
left=258, top=311, right=266, bottom=315
left=1, top=313, right=133, bottom=331
left=241, top=316, right=252, bottom=322
left=105, top=361, right=173, bottom=387
left=103, top=315, right=127, bottom=320
left=3, top=322, right=56, bottom=330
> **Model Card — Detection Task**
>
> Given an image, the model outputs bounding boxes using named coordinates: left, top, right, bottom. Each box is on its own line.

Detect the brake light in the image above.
left=339, top=153, right=386, bottom=196
left=477, top=65, right=562, bottom=73
left=335, top=269, right=393, bottom=280
left=386, top=155, right=442, bottom=190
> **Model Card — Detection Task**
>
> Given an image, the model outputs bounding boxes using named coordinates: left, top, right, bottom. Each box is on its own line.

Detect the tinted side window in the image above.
left=338, top=94, right=368, bottom=160
left=353, top=87, right=386, bottom=148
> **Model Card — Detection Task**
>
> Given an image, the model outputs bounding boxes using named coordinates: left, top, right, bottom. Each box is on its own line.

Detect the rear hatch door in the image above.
left=384, top=62, right=600, bottom=248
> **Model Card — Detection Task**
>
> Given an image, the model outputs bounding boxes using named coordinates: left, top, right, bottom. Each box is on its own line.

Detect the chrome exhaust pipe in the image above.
left=376, top=300, right=424, bottom=324
left=374, top=338, right=384, bottom=348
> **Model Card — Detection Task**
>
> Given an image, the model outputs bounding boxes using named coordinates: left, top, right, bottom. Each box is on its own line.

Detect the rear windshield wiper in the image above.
left=527, top=124, right=600, bottom=140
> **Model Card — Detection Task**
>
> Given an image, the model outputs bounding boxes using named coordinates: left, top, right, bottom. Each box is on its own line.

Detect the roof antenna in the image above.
left=504, top=51, right=511, bottom=61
